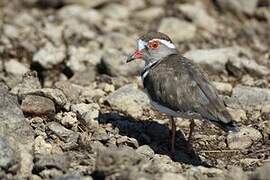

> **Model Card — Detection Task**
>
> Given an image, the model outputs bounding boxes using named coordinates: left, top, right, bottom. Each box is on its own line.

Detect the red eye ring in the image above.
left=148, top=41, right=159, bottom=49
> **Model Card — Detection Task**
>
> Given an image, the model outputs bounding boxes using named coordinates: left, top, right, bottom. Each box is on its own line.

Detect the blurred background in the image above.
left=1, top=0, right=269, bottom=87
left=0, top=0, right=270, bottom=180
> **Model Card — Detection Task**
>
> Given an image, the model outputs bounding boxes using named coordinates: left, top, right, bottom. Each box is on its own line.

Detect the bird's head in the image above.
left=126, top=32, right=178, bottom=65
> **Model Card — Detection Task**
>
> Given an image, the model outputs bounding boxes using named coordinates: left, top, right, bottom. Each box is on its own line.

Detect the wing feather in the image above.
left=145, top=54, right=233, bottom=125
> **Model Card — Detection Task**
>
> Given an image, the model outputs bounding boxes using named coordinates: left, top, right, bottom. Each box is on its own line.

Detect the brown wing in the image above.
left=145, top=54, right=233, bottom=125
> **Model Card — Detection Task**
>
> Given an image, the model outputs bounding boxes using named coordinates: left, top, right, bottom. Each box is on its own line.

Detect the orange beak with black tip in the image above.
left=126, top=50, right=143, bottom=63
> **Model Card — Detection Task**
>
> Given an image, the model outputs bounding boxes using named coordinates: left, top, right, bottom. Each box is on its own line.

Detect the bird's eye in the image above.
left=148, top=41, right=159, bottom=49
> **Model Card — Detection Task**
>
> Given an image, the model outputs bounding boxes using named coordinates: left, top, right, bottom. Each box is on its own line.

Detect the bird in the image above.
left=126, top=32, right=238, bottom=153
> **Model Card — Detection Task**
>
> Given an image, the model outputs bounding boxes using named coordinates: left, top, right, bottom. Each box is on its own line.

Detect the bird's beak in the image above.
left=126, top=50, right=143, bottom=63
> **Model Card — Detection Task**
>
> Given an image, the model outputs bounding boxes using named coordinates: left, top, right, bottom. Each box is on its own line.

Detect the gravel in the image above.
left=216, top=0, right=259, bottom=15
left=158, top=17, right=197, bottom=42
left=33, top=43, right=66, bottom=69
left=231, top=85, right=270, bottom=111
left=178, top=2, right=218, bottom=33
left=227, top=127, right=262, bottom=149
left=0, top=137, right=17, bottom=170
left=21, top=95, right=56, bottom=115
left=101, top=48, right=144, bottom=77
left=104, top=84, right=150, bottom=117
left=47, top=122, right=79, bottom=143
left=1, top=0, right=270, bottom=179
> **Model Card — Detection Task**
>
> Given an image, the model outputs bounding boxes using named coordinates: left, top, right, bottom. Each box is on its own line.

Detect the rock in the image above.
left=101, top=3, right=129, bottom=20
left=41, top=23, right=63, bottom=46
left=102, top=32, right=135, bottom=54
left=261, top=104, right=270, bottom=120
left=54, top=81, right=82, bottom=104
left=0, top=83, right=34, bottom=176
left=3, top=24, right=19, bottom=39
left=103, top=83, right=115, bottom=93
left=55, top=112, right=78, bottom=129
left=147, top=0, right=166, bottom=6
left=21, top=95, right=55, bottom=115
left=95, top=147, right=145, bottom=177
left=79, top=87, right=106, bottom=103
left=92, top=128, right=110, bottom=142
left=150, top=155, right=182, bottom=174
left=0, top=137, right=17, bottom=170
left=31, top=117, right=44, bottom=124
left=54, top=174, right=93, bottom=180
left=227, top=127, right=262, bottom=149
left=68, top=0, right=111, bottom=8
left=47, top=122, right=79, bottom=143
left=240, top=58, right=269, bottom=77
left=67, top=46, right=101, bottom=72
left=184, top=47, right=243, bottom=74
left=250, top=163, right=270, bottom=180
left=227, top=166, right=248, bottom=180
left=216, top=0, right=258, bottom=15
left=5, top=59, right=29, bottom=76
left=161, top=173, right=186, bottom=180
left=39, top=168, right=64, bottom=179
left=36, top=0, right=63, bottom=8
left=231, top=85, right=270, bottom=111
left=212, top=81, right=233, bottom=95
left=71, top=103, right=100, bottom=129
left=227, top=108, right=247, bottom=122
left=185, top=166, right=223, bottom=179
left=102, top=18, right=128, bottom=32
left=58, top=5, right=103, bottom=25
left=34, top=154, right=70, bottom=172
left=104, top=84, right=150, bottom=117
left=34, top=136, right=53, bottom=155
left=240, top=158, right=260, bottom=166
left=30, top=175, right=43, bottom=180
left=116, top=136, right=139, bottom=148
left=70, top=66, right=96, bottom=86
left=240, top=75, right=255, bottom=86
left=158, top=17, right=196, bottom=42
left=135, top=145, right=155, bottom=158
left=11, top=71, right=41, bottom=96
left=134, top=7, right=165, bottom=21
left=254, top=79, right=268, bottom=88
left=100, top=48, right=144, bottom=77
left=11, top=71, right=41, bottom=95
left=178, top=2, right=218, bottom=33
left=227, top=58, right=269, bottom=77
left=259, top=121, right=270, bottom=141
left=62, top=19, right=96, bottom=42
left=19, top=88, right=69, bottom=110
left=185, top=46, right=268, bottom=77
left=123, top=0, right=146, bottom=10
left=33, top=42, right=66, bottom=69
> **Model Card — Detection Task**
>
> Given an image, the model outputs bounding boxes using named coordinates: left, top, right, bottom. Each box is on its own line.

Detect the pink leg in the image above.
left=188, top=119, right=195, bottom=144
left=170, top=116, right=176, bottom=153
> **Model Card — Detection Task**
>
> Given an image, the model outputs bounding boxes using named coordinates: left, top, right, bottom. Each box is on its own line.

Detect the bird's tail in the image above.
left=223, top=122, right=239, bottom=133
left=214, top=121, right=240, bottom=133
left=216, top=110, right=240, bottom=133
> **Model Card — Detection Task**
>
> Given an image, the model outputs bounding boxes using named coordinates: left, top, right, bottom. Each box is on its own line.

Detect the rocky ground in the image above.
left=0, top=0, right=270, bottom=179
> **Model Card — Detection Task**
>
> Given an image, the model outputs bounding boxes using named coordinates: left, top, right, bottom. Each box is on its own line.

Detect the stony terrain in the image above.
left=0, top=0, right=270, bottom=179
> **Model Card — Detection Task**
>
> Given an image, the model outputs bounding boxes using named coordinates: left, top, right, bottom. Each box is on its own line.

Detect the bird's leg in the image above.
left=170, top=116, right=176, bottom=153
left=188, top=119, right=195, bottom=144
